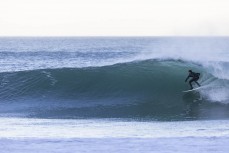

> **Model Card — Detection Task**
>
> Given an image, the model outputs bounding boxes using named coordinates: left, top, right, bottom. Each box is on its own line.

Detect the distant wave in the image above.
left=0, top=59, right=229, bottom=120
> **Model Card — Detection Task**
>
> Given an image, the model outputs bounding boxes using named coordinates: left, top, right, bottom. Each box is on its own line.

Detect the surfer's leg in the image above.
left=195, top=81, right=201, bottom=87
left=194, top=78, right=201, bottom=87
left=189, top=79, right=194, bottom=89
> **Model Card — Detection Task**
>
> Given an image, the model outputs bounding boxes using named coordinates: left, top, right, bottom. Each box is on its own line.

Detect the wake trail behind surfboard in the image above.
left=182, top=86, right=206, bottom=93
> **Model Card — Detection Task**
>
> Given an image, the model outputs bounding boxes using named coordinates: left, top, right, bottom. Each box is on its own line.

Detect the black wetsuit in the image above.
left=185, top=72, right=201, bottom=89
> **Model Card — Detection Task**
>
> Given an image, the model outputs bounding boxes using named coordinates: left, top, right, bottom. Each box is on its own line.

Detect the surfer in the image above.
left=185, top=70, right=201, bottom=89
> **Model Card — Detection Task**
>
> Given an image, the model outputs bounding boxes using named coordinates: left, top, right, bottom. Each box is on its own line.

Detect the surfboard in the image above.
left=182, top=86, right=204, bottom=93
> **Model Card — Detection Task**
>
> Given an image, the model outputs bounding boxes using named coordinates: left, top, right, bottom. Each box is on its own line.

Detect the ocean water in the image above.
left=0, top=37, right=229, bottom=152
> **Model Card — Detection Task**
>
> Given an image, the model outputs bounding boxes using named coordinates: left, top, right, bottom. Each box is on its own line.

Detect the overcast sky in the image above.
left=0, top=0, right=229, bottom=36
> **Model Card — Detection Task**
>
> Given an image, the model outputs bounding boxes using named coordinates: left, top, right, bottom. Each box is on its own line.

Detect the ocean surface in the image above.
left=0, top=37, right=229, bottom=152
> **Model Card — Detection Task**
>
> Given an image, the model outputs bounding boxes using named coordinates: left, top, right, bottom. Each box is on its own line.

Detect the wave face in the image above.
left=0, top=60, right=229, bottom=120
left=0, top=37, right=229, bottom=120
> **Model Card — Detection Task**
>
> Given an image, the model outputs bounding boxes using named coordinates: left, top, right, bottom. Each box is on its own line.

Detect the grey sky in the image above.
left=0, top=0, right=228, bottom=36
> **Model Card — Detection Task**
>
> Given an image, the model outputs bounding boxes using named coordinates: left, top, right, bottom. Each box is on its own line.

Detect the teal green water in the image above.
left=0, top=37, right=229, bottom=120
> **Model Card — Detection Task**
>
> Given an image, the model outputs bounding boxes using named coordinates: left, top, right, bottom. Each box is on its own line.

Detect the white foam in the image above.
left=0, top=118, right=229, bottom=138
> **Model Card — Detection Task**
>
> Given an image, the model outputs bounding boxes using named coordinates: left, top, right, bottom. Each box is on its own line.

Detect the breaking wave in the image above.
left=0, top=59, right=229, bottom=120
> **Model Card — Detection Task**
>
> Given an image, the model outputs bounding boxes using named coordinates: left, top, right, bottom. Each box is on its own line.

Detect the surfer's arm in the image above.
left=185, top=75, right=190, bottom=82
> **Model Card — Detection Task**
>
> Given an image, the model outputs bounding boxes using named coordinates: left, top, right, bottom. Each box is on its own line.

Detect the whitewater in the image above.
left=0, top=37, right=229, bottom=153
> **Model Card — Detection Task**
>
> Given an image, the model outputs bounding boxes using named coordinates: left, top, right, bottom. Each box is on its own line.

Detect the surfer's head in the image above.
left=188, top=70, right=192, bottom=73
